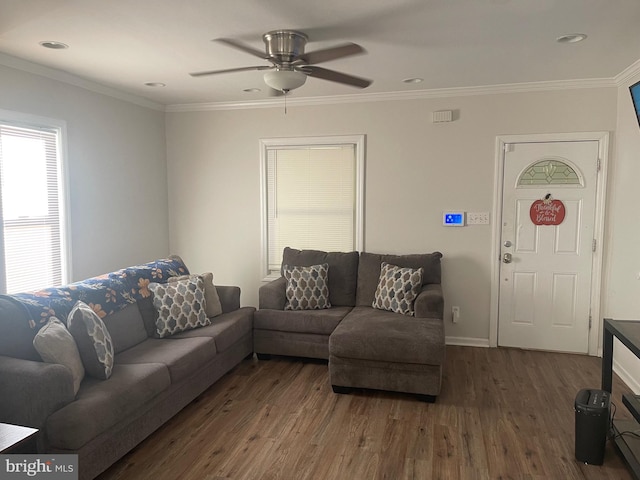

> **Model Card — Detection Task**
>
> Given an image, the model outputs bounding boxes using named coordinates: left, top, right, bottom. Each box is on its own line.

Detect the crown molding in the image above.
left=0, top=53, right=164, bottom=111
left=2, top=49, right=631, bottom=113
left=615, top=59, right=640, bottom=86
left=166, top=77, right=617, bottom=112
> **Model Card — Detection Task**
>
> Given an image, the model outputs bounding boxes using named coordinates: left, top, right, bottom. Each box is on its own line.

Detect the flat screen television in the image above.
left=631, top=80, right=640, bottom=127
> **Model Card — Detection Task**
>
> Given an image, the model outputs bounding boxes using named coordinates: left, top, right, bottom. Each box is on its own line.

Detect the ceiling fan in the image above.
left=190, top=30, right=372, bottom=94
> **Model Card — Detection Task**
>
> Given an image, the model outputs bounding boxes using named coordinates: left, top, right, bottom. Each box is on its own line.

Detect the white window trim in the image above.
left=259, top=134, right=365, bottom=281
left=0, top=109, right=72, bottom=290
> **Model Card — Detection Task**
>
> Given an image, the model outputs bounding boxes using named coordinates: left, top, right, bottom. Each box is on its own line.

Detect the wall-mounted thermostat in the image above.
left=443, top=212, right=465, bottom=226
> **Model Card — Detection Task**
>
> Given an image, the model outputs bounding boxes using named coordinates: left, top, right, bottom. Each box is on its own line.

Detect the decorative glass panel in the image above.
left=518, top=159, right=582, bottom=186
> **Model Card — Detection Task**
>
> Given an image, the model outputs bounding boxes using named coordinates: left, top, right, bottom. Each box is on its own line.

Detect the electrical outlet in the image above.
left=452, top=306, right=460, bottom=323
left=467, top=212, right=490, bottom=225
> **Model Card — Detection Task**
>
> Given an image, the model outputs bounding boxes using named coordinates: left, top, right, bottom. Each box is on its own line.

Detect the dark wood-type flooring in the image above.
left=98, top=346, right=635, bottom=480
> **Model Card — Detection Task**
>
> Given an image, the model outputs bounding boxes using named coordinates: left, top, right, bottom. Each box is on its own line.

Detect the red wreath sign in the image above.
left=530, top=194, right=565, bottom=226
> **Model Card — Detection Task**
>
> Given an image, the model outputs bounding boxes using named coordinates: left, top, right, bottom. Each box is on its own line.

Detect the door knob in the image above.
left=503, top=240, right=512, bottom=247
left=503, top=253, right=512, bottom=264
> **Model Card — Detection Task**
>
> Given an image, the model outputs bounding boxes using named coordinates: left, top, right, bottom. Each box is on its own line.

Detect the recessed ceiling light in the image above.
left=39, top=41, right=69, bottom=50
left=403, top=77, right=424, bottom=84
left=243, top=88, right=262, bottom=93
left=556, top=34, right=587, bottom=44
left=144, top=82, right=166, bottom=87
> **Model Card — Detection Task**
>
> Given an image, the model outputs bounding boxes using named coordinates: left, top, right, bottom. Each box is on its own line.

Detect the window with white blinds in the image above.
left=0, top=119, right=67, bottom=294
left=261, top=136, right=364, bottom=279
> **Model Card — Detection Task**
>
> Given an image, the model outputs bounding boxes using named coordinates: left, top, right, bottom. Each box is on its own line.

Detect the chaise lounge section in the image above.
left=255, top=248, right=445, bottom=400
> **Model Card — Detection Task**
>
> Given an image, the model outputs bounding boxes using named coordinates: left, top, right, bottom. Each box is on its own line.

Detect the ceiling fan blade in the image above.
left=190, top=65, right=272, bottom=77
left=297, top=43, right=365, bottom=65
left=300, top=66, right=372, bottom=88
left=215, top=38, right=268, bottom=59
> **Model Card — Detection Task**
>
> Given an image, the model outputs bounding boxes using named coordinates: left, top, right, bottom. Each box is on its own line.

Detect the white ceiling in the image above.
left=1, top=0, right=639, bottom=107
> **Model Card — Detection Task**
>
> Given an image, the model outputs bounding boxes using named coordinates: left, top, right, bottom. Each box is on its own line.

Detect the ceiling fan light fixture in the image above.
left=263, top=69, right=307, bottom=92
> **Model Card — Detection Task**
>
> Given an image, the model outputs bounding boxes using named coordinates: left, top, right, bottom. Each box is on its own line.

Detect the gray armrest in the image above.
left=215, top=286, right=241, bottom=313
left=0, top=355, right=75, bottom=428
left=258, top=277, right=287, bottom=310
left=414, top=284, right=444, bottom=319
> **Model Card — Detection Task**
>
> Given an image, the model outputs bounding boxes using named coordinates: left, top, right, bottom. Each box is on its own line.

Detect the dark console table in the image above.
left=0, top=422, right=38, bottom=454
left=602, top=318, right=640, bottom=480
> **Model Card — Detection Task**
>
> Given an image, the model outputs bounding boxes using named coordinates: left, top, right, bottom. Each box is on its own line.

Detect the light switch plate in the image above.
left=467, top=212, right=490, bottom=225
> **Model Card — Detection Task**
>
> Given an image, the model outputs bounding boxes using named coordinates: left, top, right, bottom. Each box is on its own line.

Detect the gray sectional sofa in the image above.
left=0, top=258, right=254, bottom=480
left=255, top=247, right=445, bottom=400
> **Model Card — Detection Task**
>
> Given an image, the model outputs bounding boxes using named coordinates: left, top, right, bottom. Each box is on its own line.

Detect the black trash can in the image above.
left=575, top=388, right=611, bottom=465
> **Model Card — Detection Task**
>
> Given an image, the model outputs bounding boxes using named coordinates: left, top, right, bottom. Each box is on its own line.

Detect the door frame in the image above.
left=489, top=132, right=609, bottom=355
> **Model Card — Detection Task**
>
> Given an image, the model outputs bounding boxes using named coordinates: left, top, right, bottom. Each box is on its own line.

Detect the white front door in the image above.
left=498, top=140, right=600, bottom=353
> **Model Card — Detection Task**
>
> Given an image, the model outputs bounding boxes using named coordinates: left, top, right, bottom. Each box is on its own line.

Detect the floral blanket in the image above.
left=4, top=257, right=189, bottom=329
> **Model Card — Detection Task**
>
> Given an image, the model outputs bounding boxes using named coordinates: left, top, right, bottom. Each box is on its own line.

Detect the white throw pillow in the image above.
left=33, top=317, right=85, bottom=395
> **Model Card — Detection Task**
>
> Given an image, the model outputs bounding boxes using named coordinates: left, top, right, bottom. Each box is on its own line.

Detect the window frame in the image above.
left=0, top=109, right=71, bottom=293
left=259, top=134, right=365, bottom=281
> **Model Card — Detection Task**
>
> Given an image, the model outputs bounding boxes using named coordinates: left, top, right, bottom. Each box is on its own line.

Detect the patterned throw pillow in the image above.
left=33, top=317, right=85, bottom=394
left=149, top=276, right=210, bottom=338
left=68, top=301, right=114, bottom=380
left=284, top=263, right=331, bottom=310
left=167, top=272, right=222, bottom=318
left=372, top=262, right=424, bottom=316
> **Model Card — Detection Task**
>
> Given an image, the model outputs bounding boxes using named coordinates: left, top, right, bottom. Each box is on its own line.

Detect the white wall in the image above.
left=603, top=69, right=640, bottom=393
left=0, top=63, right=170, bottom=280
left=166, top=87, right=617, bottom=344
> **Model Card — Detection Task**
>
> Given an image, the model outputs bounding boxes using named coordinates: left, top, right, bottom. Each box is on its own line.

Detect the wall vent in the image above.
left=432, top=110, right=453, bottom=123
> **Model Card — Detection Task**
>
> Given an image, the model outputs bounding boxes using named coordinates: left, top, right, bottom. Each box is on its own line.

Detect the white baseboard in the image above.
left=445, top=336, right=490, bottom=348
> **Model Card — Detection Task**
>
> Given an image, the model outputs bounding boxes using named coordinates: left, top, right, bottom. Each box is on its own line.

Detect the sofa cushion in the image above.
left=45, top=362, right=171, bottom=450
left=115, top=337, right=217, bottom=383
left=284, top=263, right=331, bottom=310
left=0, top=296, right=40, bottom=361
left=372, top=263, right=424, bottom=316
left=356, top=252, right=442, bottom=307
left=171, top=307, right=254, bottom=353
left=33, top=317, right=85, bottom=395
left=149, top=276, right=210, bottom=338
left=329, top=306, right=445, bottom=365
left=68, top=301, right=115, bottom=380
left=168, top=272, right=223, bottom=318
left=102, top=303, right=149, bottom=354
left=254, top=306, right=352, bottom=335
left=281, top=247, right=359, bottom=307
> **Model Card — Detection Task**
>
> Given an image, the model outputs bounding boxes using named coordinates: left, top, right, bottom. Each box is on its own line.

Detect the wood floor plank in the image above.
left=97, top=346, right=636, bottom=480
